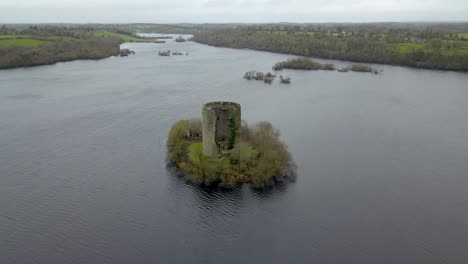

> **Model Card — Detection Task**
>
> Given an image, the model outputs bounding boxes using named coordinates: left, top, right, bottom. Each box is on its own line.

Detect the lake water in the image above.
left=1, top=35, right=468, bottom=264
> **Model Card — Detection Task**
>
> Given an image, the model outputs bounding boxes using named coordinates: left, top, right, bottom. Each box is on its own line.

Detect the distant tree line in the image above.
left=192, top=26, right=468, bottom=71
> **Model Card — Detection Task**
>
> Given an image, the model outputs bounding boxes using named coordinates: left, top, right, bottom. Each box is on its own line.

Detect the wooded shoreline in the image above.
left=2, top=23, right=468, bottom=71
left=192, top=26, right=468, bottom=72
left=0, top=26, right=163, bottom=70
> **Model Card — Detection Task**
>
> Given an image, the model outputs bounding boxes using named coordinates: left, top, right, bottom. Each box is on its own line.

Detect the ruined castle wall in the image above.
left=202, top=102, right=241, bottom=156
left=202, top=106, right=218, bottom=156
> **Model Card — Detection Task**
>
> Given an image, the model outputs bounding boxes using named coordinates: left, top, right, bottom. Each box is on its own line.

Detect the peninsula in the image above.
left=0, top=26, right=164, bottom=69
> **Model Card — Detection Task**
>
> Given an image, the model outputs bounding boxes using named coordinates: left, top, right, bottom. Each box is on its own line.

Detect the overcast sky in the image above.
left=1, top=0, right=467, bottom=23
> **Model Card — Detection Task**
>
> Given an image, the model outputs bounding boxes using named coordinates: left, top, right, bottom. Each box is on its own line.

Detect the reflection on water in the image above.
left=1, top=36, right=468, bottom=264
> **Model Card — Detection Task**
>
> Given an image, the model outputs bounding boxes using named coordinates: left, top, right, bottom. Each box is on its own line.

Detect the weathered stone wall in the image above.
left=202, top=102, right=241, bottom=156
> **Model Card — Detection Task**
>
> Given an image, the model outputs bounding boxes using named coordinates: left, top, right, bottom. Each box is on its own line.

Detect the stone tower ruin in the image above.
left=202, top=102, right=241, bottom=156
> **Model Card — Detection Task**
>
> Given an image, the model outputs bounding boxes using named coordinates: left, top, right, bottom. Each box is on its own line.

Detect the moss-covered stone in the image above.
left=202, top=102, right=241, bottom=157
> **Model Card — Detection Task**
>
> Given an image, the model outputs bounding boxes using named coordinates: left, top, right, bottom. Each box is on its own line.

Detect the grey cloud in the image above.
left=0, top=0, right=467, bottom=23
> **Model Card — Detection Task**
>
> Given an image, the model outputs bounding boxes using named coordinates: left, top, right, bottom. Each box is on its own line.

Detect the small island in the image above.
left=273, top=57, right=335, bottom=71
left=273, top=57, right=382, bottom=74
left=119, top=48, right=135, bottom=57
left=175, top=36, right=188, bottom=42
left=167, top=102, right=295, bottom=188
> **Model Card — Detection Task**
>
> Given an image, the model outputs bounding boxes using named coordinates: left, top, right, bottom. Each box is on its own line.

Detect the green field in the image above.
left=0, top=34, right=32, bottom=39
left=92, top=30, right=165, bottom=43
left=92, top=31, right=142, bottom=42
left=0, top=30, right=147, bottom=48
left=0, top=34, right=75, bottom=47
left=394, top=43, right=425, bottom=53
left=393, top=41, right=468, bottom=56
left=457, top=45, right=468, bottom=55
left=0, top=38, right=48, bottom=47
left=42, top=36, right=78, bottom=41
left=458, top=33, right=468, bottom=39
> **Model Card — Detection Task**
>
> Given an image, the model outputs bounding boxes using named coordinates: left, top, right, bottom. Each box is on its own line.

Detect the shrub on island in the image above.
left=167, top=119, right=295, bottom=189
left=350, top=64, right=373, bottom=72
left=272, top=58, right=382, bottom=74
left=273, top=57, right=336, bottom=71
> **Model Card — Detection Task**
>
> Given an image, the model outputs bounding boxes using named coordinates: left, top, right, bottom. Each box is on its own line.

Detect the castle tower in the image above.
left=202, top=102, right=241, bottom=156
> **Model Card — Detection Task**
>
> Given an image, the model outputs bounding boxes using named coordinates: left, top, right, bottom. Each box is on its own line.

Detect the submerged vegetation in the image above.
left=167, top=119, right=295, bottom=189
left=244, top=71, right=276, bottom=84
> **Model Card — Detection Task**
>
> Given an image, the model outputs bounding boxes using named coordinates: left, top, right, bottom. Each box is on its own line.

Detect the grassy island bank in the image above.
left=167, top=119, right=295, bottom=189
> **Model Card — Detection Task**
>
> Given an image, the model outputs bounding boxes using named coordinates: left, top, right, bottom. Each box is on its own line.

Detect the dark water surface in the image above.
left=1, top=36, right=468, bottom=264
